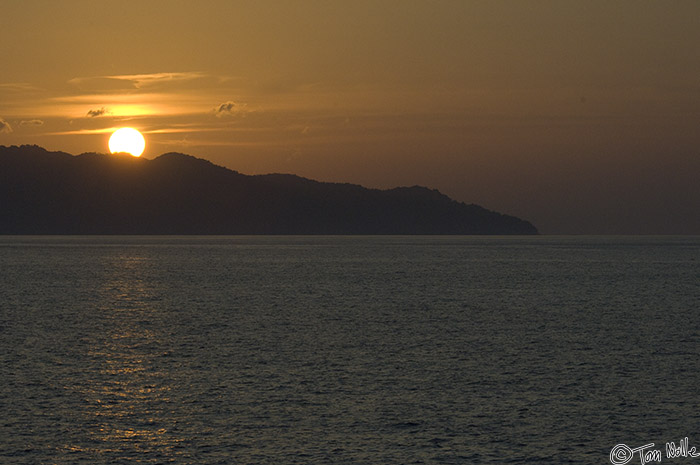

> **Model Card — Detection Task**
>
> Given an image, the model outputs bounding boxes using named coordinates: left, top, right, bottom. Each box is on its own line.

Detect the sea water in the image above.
left=1, top=236, right=698, bottom=464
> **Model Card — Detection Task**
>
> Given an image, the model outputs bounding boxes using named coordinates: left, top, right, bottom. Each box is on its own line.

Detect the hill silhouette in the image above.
left=0, top=145, right=537, bottom=234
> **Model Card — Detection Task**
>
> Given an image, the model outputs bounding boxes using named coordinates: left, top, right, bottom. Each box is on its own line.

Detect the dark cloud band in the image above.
left=86, top=107, right=109, bottom=117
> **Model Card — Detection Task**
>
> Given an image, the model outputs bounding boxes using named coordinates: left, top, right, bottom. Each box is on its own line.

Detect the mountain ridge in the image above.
left=0, top=145, right=538, bottom=235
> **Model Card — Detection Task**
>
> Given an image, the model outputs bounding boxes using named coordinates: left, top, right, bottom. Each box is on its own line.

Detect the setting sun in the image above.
left=108, top=128, right=145, bottom=157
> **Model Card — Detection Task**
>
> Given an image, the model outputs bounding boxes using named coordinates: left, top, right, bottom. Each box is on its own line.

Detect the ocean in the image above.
left=1, top=235, right=698, bottom=464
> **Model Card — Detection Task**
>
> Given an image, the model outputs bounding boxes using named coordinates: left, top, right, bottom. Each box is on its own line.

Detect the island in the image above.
left=0, top=145, right=538, bottom=235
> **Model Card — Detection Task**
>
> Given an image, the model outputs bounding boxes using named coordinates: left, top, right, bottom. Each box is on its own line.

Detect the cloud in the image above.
left=215, top=101, right=246, bottom=117
left=217, top=101, right=236, bottom=114
left=86, top=107, right=110, bottom=117
left=20, top=119, right=44, bottom=127
left=110, top=72, right=208, bottom=88
left=69, top=71, right=212, bottom=91
left=0, top=83, right=41, bottom=93
left=69, top=77, right=138, bottom=92
left=46, top=127, right=118, bottom=136
left=0, top=118, right=12, bottom=133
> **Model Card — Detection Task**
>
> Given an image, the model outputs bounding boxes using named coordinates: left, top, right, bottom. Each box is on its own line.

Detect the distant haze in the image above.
left=1, top=1, right=699, bottom=233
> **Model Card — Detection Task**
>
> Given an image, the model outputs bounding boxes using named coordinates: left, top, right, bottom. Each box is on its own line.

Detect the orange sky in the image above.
left=1, top=0, right=699, bottom=233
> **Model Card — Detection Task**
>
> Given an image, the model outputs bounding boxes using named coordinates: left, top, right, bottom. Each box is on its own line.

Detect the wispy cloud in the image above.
left=0, top=118, right=12, bottom=133
left=20, top=119, right=44, bottom=127
left=46, top=127, right=119, bottom=136
left=0, top=83, right=42, bottom=93
left=144, top=127, right=229, bottom=134
left=86, top=107, right=110, bottom=117
left=49, top=92, right=213, bottom=118
left=69, top=71, right=212, bottom=91
left=110, top=72, right=209, bottom=87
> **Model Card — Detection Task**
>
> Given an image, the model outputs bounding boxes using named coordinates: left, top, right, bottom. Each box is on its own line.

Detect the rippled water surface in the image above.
left=1, top=236, right=699, bottom=464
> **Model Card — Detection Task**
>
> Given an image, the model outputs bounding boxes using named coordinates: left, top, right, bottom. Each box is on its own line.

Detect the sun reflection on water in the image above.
left=65, top=252, right=188, bottom=461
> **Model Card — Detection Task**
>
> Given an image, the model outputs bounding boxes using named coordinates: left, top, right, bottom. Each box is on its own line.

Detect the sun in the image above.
left=109, top=127, right=145, bottom=157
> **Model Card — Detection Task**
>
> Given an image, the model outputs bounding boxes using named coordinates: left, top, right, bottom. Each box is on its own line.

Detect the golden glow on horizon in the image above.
left=109, top=128, right=145, bottom=157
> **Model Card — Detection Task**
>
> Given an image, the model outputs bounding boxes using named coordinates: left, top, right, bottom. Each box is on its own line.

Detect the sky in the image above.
left=1, top=0, right=699, bottom=234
